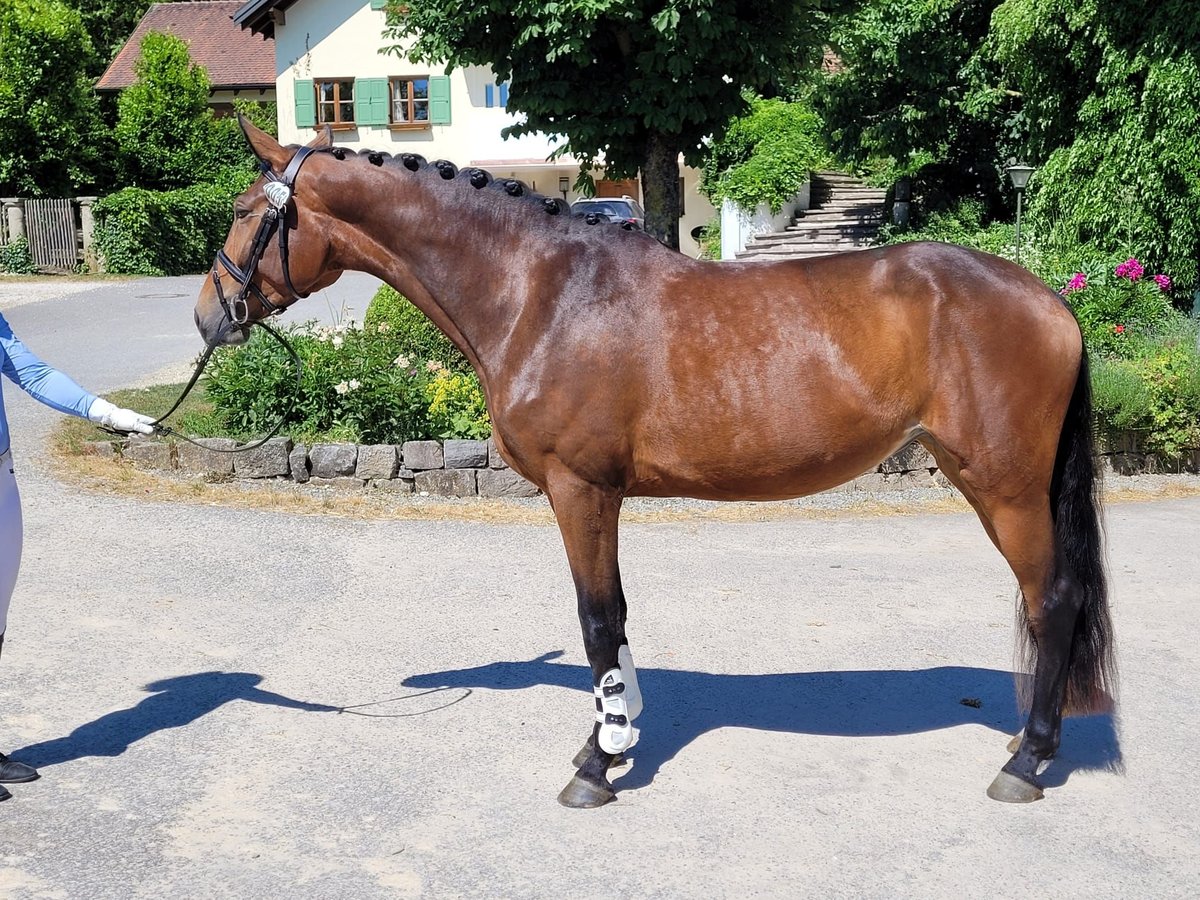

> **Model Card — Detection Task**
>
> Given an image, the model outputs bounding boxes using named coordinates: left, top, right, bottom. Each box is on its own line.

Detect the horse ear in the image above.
left=307, top=124, right=334, bottom=149
left=238, top=113, right=289, bottom=171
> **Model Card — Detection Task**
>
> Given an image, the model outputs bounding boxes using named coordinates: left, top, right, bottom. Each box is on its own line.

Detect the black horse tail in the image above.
left=1019, top=348, right=1117, bottom=713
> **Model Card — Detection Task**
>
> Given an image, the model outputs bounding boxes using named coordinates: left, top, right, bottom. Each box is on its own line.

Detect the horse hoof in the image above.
left=987, top=771, right=1044, bottom=803
left=557, top=775, right=616, bottom=809
left=571, top=744, right=626, bottom=769
left=1006, top=731, right=1024, bottom=754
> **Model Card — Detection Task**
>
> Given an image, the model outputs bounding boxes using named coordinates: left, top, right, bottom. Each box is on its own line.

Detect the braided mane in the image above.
left=320, top=146, right=646, bottom=237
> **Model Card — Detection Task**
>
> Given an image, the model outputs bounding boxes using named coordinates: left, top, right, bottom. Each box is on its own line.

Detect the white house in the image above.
left=233, top=0, right=715, bottom=256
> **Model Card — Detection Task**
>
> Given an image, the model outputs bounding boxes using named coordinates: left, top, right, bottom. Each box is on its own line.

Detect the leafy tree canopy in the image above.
left=990, top=0, right=1200, bottom=287
left=0, top=0, right=104, bottom=196
left=115, top=30, right=244, bottom=190
left=384, top=1, right=852, bottom=248
left=65, top=0, right=157, bottom=72
left=821, top=0, right=1200, bottom=287
left=816, top=0, right=1009, bottom=209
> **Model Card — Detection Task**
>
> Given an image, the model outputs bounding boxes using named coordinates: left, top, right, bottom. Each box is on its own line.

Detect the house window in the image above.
left=390, top=77, right=430, bottom=125
left=484, top=81, right=510, bottom=109
left=316, top=79, right=355, bottom=127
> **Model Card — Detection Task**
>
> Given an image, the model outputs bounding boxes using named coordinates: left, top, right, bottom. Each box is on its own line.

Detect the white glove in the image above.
left=87, top=398, right=156, bottom=435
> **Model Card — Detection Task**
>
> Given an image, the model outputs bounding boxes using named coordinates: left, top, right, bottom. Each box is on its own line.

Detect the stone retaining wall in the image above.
left=92, top=434, right=1198, bottom=498
left=102, top=436, right=541, bottom=498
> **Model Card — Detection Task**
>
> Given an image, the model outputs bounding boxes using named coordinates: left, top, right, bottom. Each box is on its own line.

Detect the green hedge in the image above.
left=94, top=166, right=255, bottom=276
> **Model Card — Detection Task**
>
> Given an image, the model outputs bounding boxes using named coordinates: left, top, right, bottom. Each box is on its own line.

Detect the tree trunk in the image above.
left=640, top=131, right=681, bottom=250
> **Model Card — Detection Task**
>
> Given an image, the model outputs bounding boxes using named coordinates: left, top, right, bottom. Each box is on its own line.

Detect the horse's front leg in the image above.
left=545, top=474, right=641, bottom=808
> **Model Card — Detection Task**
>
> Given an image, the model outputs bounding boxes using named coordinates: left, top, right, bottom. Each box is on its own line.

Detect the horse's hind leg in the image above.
left=947, top=480, right=1085, bottom=802
left=545, top=472, right=639, bottom=808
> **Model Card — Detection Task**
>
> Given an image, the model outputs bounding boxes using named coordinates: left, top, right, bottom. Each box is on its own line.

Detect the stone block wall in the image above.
left=106, top=436, right=542, bottom=498
left=98, top=433, right=1197, bottom=498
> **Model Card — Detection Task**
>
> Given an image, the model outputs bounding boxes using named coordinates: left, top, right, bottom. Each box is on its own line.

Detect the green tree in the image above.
left=989, top=0, right=1200, bottom=288
left=0, top=0, right=105, bottom=196
left=816, top=0, right=1010, bottom=211
left=68, top=0, right=156, bottom=72
left=384, top=1, right=851, bottom=249
left=114, top=30, right=221, bottom=189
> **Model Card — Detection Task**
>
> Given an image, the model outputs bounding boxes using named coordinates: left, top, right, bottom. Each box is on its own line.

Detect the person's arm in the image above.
left=0, top=313, right=154, bottom=433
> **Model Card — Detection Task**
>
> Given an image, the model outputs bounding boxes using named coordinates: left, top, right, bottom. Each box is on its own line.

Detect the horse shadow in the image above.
left=12, top=671, right=338, bottom=769
left=402, top=651, right=1122, bottom=792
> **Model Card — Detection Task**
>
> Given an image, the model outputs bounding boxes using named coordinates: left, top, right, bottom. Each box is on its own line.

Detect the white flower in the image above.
left=377, top=322, right=390, bottom=334
left=334, top=381, right=350, bottom=395
left=348, top=379, right=361, bottom=390
left=393, top=355, right=410, bottom=368
left=425, top=360, right=444, bottom=373
left=332, top=336, right=344, bottom=349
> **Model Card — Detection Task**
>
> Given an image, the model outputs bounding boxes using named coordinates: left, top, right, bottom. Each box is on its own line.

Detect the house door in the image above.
left=24, top=199, right=78, bottom=273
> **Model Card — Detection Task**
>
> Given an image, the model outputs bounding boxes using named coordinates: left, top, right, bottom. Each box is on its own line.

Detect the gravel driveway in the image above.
left=0, top=276, right=1196, bottom=899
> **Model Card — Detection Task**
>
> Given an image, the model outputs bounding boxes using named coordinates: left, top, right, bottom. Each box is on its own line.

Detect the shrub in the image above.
left=1062, top=258, right=1174, bottom=357
left=0, top=237, right=35, bottom=274
left=364, top=285, right=469, bottom=372
left=424, top=367, right=489, bottom=440
left=1090, top=323, right=1200, bottom=458
left=203, top=319, right=490, bottom=444
left=701, top=94, right=827, bottom=215
left=94, top=169, right=254, bottom=275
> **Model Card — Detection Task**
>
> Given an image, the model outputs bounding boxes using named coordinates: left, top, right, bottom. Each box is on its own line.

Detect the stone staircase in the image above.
left=737, top=172, right=886, bottom=261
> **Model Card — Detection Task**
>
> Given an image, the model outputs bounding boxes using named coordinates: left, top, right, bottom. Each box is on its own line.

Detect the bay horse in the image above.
left=195, top=121, right=1115, bottom=808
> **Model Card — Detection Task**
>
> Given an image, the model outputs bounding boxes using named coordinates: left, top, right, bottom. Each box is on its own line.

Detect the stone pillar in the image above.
left=77, top=196, right=99, bottom=272
left=2, top=198, right=24, bottom=245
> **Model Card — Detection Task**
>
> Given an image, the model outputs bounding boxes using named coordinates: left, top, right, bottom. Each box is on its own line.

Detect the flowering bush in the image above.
left=1063, top=258, right=1200, bottom=458
left=203, top=316, right=490, bottom=444
left=1062, top=258, right=1173, bottom=358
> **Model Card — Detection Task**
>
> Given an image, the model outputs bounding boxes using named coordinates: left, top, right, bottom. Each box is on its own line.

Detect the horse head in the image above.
left=194, top=116, right=343, bottom=346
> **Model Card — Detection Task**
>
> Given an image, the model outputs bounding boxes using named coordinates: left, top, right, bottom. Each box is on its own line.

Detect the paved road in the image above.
left=0, top=277, right=1197, bottom=898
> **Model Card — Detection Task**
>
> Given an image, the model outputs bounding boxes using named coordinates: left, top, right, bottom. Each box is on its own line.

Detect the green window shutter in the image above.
left=370, top=0, right=388, bottom=9
left=429, top=75, right=451, bottom=124
left=294, top=79, right=315, bottom=128
left=356, top=77, right=389, bottom=126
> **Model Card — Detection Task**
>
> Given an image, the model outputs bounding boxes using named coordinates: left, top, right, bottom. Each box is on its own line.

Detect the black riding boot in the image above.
left=0, top=634, right=40, bottom=799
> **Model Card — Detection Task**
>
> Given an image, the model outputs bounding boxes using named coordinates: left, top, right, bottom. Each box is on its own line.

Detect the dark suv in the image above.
left=569, top=196, right=646, bottom=230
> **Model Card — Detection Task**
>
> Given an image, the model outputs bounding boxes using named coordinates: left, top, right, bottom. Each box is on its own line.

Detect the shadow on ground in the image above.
left=402, top=651, right=1122, bottom=792
left=13, top=671, right=337, bottom=768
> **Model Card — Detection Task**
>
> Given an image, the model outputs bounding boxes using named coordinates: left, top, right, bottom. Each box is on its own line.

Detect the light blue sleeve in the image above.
left=0, top=311, right=97, bottom=418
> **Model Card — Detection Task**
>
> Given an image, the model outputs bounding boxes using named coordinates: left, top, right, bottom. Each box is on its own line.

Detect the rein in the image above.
left=147, top=318, right=302, bottom=455
left=116, top=145, right=326, bottom=452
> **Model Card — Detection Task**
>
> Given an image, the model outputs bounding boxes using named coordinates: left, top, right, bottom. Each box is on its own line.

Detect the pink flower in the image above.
left=1153, top=274, right=1172, bottom=292
left=1114, top=258, right=1144, bottom=281
left=1063, top=272, right=1087, bottom=295
left=1113, top=324, right=1126, bottom=335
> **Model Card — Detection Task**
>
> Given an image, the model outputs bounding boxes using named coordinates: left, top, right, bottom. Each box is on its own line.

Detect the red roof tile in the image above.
left=97, top=2, right=275, bottom=92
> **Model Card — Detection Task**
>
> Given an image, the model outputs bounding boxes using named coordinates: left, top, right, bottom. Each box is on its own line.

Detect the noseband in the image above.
left=212, top=144, right=323, bottom=326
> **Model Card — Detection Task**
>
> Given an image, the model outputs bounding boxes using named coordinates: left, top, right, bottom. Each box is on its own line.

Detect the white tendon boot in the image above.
left=618, top=644, right=643, bottom=720
left=595, top=668, right=636, bottom=754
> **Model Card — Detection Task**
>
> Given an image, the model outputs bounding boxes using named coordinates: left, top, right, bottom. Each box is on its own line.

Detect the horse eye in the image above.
left=235, top=208, right=249, bottom=219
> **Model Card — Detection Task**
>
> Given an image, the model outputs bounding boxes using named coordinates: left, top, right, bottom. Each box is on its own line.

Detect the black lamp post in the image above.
left=1006, top=162, right=1035, bottom=266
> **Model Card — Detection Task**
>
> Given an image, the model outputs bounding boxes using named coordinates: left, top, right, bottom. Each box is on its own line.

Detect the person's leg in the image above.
left=0, top=453, right=39, bottom=798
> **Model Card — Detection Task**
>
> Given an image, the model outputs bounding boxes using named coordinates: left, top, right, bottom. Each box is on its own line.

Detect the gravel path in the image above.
left=0, top=276, right=1196, bottom=899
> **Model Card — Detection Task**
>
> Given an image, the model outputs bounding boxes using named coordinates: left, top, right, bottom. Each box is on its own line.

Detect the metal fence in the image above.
left=24, top=198, right=78, bottom=272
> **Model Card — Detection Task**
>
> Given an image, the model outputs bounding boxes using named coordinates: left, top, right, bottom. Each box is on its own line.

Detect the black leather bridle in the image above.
left=211, top=144, right=324, bottom=326
left=135, top=145, right=326, bottom=450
